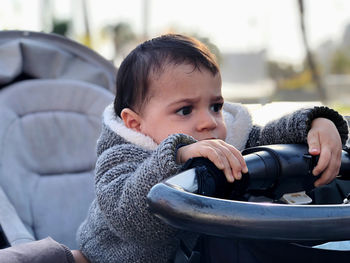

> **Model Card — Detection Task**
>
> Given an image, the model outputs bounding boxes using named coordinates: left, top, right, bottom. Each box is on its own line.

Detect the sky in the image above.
left=1, top=0, right=350, bottom=65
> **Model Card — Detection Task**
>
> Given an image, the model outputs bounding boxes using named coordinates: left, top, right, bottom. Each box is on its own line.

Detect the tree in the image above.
left=51, top=19, right=70, bottom=36
left=297, top=0, right=327, bottom=102
left=106, top=22, right=136, bottom=62
left=330, top=49, right=350, bottom=74
left=187, top=33, right=222, bottom=65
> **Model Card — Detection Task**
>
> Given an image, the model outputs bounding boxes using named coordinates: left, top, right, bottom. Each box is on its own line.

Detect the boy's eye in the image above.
left=176, top=106, right=192, bottom=116
left=211, top=103, right=223, bottom=112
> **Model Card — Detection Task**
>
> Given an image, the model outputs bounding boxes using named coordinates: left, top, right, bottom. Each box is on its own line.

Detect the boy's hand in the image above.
left=72, top=250, right=90, bottom=263
left=307, top=117, right=342, bottom=187
left=176, top=139, right=248, bottom=183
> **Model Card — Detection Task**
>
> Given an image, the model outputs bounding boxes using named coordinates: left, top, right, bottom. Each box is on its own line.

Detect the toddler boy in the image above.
left=77, top=34, right=348, bottom=263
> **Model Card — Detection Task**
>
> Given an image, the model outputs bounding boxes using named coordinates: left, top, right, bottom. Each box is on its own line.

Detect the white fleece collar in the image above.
left=223, top=102, right=253, bottom=150
left=103, top=102, right=253, bottom=151
left=103, top=104, right=158, bottom=151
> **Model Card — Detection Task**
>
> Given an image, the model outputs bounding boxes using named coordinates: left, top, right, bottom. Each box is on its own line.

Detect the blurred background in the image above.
left=2, top=0, right=350, bottom=119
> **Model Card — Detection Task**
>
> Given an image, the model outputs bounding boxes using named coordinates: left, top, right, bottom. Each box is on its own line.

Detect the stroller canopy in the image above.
left=0, top=30, right=116, bottom=249
left=0, top=30, right=116, bottom=92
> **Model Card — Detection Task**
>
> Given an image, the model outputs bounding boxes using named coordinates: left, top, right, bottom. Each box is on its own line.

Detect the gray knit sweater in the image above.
left=77, top=103, right=348, bottom=263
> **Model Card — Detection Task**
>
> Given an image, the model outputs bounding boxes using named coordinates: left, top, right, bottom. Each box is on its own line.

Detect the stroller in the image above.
left=1, top=30, right=350, bottom=263
left=148, top=142, right=350, bottom=262
left=0, top=30, right=116, bottom=249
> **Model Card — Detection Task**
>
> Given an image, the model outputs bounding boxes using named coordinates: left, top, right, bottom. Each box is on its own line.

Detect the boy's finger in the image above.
left=203, top=146, right=225, bottom=170
left=307, top=131, right=321, bottom=155
left=314, top=173, right=329, bottom=187
left=219, top=141, right=248, bottom=173
left=204, top=147, right=234, bottom=182
left=220, top=146, right=242, bottom=180
left=312, top=148, right=331, bottom=176
left=220, top=156, right=235, bottom=183
left=313, top=147, right=342, bottom=187
left=314, top=158, right=339, bottom=187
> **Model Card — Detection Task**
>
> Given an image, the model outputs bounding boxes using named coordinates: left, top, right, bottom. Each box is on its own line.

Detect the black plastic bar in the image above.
left=147, top=172, right=350, bottom=242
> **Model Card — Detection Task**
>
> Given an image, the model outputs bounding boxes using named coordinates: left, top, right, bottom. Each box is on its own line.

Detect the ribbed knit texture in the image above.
left=245, top=106, right=348, bottom=148
left=77, top=122, right=197, bottom=263
left=77, top=105, right=348, bottom=263
left=0, top=237, right=75, bottom=263
left=305, top=106, right=349, bottom=145
left=60, top=244, right=75, bottom=263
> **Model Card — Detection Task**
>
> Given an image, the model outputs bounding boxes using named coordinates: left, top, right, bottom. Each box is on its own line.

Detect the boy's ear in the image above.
left=120, top=108, right=142, bottom=132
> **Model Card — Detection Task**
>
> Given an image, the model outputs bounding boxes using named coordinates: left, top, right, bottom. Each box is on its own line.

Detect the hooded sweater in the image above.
left=77, top=102, right=348, bottom=263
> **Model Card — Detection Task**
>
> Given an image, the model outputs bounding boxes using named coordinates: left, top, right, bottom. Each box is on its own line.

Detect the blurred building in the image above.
left=342, top=23, right=350, bottom=48
left=220, top=50, right=276, bottom=104
left=316, top=23, right=350, bottom=104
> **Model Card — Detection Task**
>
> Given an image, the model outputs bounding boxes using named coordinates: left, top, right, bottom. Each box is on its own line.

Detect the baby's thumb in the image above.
left=307, top=132, right=321, bottom=155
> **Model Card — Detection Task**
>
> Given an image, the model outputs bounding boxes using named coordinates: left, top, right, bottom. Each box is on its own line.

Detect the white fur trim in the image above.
left=223, top=102, right=253, bottom=150
left=103, top=104, right=158, bottom=151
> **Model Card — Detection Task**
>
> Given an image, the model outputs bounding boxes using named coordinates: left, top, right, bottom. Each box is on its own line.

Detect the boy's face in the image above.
left=138, top=63, right=227, bottom=144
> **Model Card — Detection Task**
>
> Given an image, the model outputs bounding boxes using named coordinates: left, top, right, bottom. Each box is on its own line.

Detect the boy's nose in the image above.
left=197, top=111, right=217, bottom=131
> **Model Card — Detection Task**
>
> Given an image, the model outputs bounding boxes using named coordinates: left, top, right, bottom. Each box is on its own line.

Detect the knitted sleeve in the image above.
left=94, top=133, right=196, bottom=244
left=246, top=106, right=349, bottom=148
left=0, top=237, right=74, bottom=263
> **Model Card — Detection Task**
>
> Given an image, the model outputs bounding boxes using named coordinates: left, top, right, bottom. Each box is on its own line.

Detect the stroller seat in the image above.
left=0, top=31, right=115, bottom=249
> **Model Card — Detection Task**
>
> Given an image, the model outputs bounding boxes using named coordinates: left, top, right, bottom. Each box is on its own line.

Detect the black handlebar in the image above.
left=147, top=144, right=350, bottom=242
left=241, top=144, right=350, bottom=199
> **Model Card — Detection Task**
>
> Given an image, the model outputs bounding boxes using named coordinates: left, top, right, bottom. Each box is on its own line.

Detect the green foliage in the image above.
left=267, top=61, right=298, bottom=79
left=330, top=48, right=350, bottom=74
left=52, top=19, right=70, bottom=36
left=330, top=103, right=350, bottom=116
left=112, top=22, right=136, bottom=48
left=194, top=35, right=222, bottom=65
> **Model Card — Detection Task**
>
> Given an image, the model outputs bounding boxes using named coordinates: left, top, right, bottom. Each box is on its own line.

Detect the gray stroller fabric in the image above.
left=0, top=31, right=116, bottom=249
left=0, top=79, right=113, bottom=249
left=0, top=31, right=116, bottom=93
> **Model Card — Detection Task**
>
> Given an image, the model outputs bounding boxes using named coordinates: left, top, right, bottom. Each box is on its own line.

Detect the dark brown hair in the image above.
left=114, top=34, right=219, bottom=117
